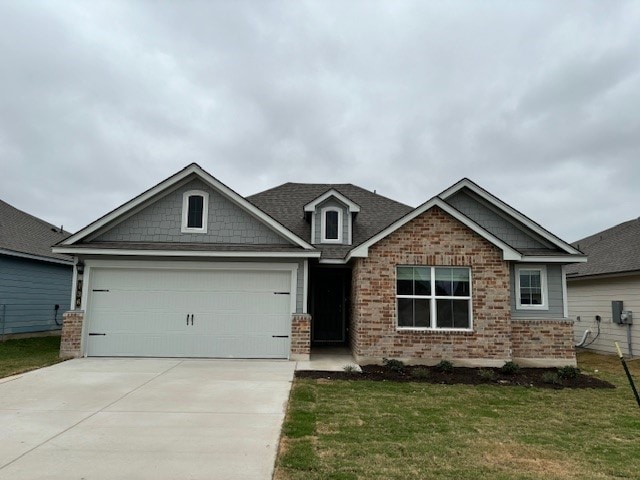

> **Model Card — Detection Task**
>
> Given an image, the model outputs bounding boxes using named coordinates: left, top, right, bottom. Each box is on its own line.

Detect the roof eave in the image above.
left=438, top=178, right=582, bottom=256
left=345, top=198, right=523, bottom=262
left=0, top=248, right=73, bottom=266
left=52, top=246, right=321, bottom=258
left=61, top=164, right=315, bottom=250
left=303, top=189, right=361, bottom=213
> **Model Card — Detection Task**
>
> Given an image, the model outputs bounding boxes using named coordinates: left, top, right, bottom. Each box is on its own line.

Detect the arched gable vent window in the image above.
left=181, top=190, right=209, bottom=233
left=321, top=207, right=342, bottom=243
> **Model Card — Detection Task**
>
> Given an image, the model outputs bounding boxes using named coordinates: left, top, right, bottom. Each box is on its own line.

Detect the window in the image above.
left=397, top=266, right=472, bottom=330
left=181, top=190, right=209, bottom=233
left=515, top=265, right=547, bottom=310
left=321, top=207, right=342, bottom=243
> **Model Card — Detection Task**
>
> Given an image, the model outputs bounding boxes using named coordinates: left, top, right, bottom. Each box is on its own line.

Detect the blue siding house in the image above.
left=0, top=199, right=72, bottom=338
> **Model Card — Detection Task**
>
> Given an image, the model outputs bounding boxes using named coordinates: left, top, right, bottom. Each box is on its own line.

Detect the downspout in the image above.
left=628, top=324, right=634, bottom=358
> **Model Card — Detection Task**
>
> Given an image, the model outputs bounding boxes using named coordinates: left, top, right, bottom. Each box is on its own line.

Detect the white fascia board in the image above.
left=51, top=247, right=321, bottom=258
left=318, top=258, right=348, bottom=264
left=439, top=179, right=582, bottom=255
left=519, top=255, right=588, bottom=263
left=195, top=167, right=315, bottom=249
left=303, top=189, right=361, bottom=213
left=61, top=164, right=315, bottom=250
left=0, top=248, right=73, bottom=266
left=346, top=198, right=522, bottom=262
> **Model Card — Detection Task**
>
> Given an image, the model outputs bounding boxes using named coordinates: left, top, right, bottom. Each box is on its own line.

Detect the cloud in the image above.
left=0, top=0, right=639, bottom=242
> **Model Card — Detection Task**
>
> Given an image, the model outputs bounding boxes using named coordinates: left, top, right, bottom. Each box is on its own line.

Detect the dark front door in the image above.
left=310, top=268, right=350, bottom=344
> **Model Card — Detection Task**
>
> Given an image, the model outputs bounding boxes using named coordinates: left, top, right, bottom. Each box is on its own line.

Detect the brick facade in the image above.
left=350, top=206, right=512, bottom=366
left=291, top=313, right=311, bottom=360
left=348, top=205, right=575, bottom=367
left=60, top=310, right=84, bottom=358
left=512, top=319, right=576, bottom=366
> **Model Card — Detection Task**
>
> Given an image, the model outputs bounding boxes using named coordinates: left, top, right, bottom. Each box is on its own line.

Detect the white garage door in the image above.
left=85, top=267, right=293, bottom=358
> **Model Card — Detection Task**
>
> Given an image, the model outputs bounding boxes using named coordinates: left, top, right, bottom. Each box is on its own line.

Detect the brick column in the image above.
left=60, top=310, right=84, bottom=358
left=290, top=313, right=311, bottom=361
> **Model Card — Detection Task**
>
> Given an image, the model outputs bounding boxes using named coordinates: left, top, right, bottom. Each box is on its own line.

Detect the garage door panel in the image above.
left=86, top=267, right=293, bottom=358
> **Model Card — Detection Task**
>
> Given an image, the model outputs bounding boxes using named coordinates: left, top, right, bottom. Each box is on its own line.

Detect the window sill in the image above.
left=181, top=228, right=207, bottom=234
left=397, top=327, right=474, bottom=334
left=515, top=306, right=548, bottom=311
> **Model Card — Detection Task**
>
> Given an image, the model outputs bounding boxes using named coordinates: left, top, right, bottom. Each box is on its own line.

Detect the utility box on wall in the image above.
left=612, top=301, right=624, bottom=324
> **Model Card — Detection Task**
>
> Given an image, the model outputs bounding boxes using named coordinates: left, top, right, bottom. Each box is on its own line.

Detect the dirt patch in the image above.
left=296, top=364, right=615, bottom=389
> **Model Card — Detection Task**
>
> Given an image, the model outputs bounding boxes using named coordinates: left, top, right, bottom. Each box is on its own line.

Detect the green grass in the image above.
left=276, top=352, right=640, bottom=480
left=0, top=335, right=64, bottom=378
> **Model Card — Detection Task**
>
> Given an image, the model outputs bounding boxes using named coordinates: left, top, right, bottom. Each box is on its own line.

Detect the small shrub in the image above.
left=557, top=365, right=580, bottom=380
left=500, top=361, right=521, bottom=375
left=436, top=360, right=454, bottom=373
left=383, top=358, right=406, bottom=373
left=343, top=364, right=359, bottom=374
left=542, top=372, right=561, bottom=385
left=478, top=369, right=497, bottom=381
left=411, top=367, right=430, bottom=380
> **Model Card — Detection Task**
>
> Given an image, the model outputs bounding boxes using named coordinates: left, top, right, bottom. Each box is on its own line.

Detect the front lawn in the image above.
left=276, top=351, right=640, bottom=480
left=0, top=335, right=64, bottom=378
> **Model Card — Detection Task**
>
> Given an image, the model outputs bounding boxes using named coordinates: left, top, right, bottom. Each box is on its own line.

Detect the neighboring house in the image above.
left=54, top=163, right=585, bottom=366
left=567, top=218, right=640, bottom=357
left=0, top=199, right=73, bottom=338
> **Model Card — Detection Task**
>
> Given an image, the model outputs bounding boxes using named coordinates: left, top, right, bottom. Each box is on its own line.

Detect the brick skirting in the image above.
left=512, top=319, right=576, bottom=367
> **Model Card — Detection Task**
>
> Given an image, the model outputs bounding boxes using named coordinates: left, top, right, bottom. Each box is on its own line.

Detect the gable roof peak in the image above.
left=303, top=188, right=361, bottom=213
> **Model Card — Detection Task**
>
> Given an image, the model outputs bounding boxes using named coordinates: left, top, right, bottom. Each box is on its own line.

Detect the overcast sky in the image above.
left=1, top=1, right=639, bottom=243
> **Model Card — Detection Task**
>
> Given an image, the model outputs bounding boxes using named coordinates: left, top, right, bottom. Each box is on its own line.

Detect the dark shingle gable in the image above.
left=247, top=183, right=413, bottom=258
left=0, top=199, right=72, bottom=262
left=566, top=218, right=640, bottom=278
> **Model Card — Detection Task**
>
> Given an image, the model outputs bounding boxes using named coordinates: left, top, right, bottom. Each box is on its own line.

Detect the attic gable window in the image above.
left=321, top=207, right=342, bottom=243
left=181, top=190, right=209, bottom=233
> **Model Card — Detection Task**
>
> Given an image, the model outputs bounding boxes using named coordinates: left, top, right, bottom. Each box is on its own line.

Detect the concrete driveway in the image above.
left=0, top=358, right=295, bottom=480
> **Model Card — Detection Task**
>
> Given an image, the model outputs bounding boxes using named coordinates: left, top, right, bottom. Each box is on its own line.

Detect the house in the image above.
left=53, top=163, right=585, bottom=366
left=567, top=218, right=640, bottom=357
left=0, top=199, right=73, bottom=338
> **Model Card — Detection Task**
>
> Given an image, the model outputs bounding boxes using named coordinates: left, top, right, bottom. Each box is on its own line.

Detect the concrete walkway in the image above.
left=295, top=347, right=362, bottom=372
left=0, top=358, right=295, bottom=480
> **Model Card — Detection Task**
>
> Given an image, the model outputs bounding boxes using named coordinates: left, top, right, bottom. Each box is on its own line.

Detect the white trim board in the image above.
left=59, top=163, right=315, bottom=250
left=52, top=247, right=321, bottom=258
left=304, top=189, right=360, bottom=213
left=438, top=178, right=582, bottom=256
left=347, top=197, right=522, bottom=262
left=0, top=248, right=73, bottom=266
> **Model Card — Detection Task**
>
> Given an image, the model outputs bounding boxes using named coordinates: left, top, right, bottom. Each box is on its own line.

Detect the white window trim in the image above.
left=396, top=266, right=473, bottom=332
left=320, top=206, right=343, bottom=243
left=181, top=190, right=209, bottom=233
left=515, top=264, right=548, bottom=310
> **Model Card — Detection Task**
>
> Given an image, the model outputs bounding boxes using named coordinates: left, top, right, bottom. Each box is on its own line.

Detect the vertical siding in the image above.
left=0, top=256, right=72, bottom=334
left=510, top=263, right=565, bottom=318
left=568, top=276, right=640, bottom=356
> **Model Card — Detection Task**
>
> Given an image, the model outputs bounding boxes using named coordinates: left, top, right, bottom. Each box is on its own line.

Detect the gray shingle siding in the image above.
left=0, top=256, right=72, bottom=334
left=95, top=179, right=290, bottom=245
left=446, top=191, right=550, bottom=250
left=510, top=263, right=565, bottom=318
left=313, top=198, right=350, bottom=245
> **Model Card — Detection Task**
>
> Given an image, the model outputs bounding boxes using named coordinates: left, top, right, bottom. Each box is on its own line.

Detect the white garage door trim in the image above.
left=80, top=260, right=298, bottom=358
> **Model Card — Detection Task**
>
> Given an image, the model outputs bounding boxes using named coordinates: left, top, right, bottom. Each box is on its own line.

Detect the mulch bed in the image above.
left=296, top=364, right=616, bottom=389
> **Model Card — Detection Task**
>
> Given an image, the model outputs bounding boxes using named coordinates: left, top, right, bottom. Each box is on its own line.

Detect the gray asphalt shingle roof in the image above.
left=247, top=183, right=413, bottom=259
left=0, top=199, right=72, bottom=262
left=566, top=217, right=640, bottom=278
